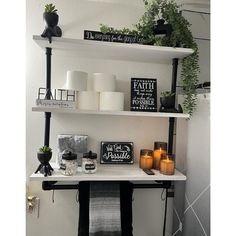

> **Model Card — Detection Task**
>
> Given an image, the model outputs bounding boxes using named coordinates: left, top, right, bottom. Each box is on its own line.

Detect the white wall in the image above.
left=26, top=1, right=209, bottom=236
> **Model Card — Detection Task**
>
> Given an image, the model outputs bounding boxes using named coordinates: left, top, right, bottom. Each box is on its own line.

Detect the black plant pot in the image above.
left=41, top=12, right=62, bottom=43
left=43, top=12, right=58, bottom=28
left=157, top=19, right=165, bottom=25
left=160, top=96, right=175, bottom=108
left=35, top=152, right=53, bottom=176
left=37, top=152, right=52, bottom=164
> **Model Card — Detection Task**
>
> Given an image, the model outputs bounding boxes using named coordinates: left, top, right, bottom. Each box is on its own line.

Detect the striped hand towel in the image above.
left=78, top=181, right=133, bottom=236
left=89, top=182, right=121, bottom=236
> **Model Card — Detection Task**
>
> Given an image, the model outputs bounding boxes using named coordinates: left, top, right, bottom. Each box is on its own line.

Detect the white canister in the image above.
left=65, top=70, right=88, bottom=91
left=92, top=73, right=116, bottom=92
left=78, top=91, right=99, bottom=110
left=100, top=92, right=124, bottom=111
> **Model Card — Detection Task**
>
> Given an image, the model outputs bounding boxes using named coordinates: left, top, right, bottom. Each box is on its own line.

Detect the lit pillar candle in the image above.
left=160, top=154, right=175, bottom=175
left=139, top=149, right=153, bottom=169
left=153, top=142, right=167, bottom=170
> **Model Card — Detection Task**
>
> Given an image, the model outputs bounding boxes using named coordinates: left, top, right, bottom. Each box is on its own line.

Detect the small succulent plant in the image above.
left=45, top=3, right=57, bottom=13
left=161, top=91, right=175, bottom=97
left=39, top=145, right=52, bottom=153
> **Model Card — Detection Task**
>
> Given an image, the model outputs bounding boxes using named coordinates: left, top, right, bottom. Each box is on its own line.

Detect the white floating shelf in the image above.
left=33, top=35, right=193, bottom=63
left=30, top=164, right=186, bottom=181
left=32, top=107, right=190, bottom=118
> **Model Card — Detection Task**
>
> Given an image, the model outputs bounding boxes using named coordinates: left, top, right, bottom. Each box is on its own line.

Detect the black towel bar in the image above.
left=42, top=181, right=172, bottom=191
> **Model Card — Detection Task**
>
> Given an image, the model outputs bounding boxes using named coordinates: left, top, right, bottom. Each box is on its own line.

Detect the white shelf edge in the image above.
left=33, top=35, right=193, bottom=63
left=32, top=107, right=190, bottom=119
left=30, top=164, right=186, bottom=182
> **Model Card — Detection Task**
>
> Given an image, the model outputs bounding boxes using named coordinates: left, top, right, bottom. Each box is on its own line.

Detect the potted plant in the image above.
left=159, top=91, right=183, bottom=113
left=35, top=145, right=54, bottom=176
left=100, top=0, right=199, bottom=117
left=43, top=3, right=59, bottom=28
left=37, top=145, right=52, bottom=163
left=160, top=91, right=175, bottom=109
left=41, top=3, right=62, bottom=43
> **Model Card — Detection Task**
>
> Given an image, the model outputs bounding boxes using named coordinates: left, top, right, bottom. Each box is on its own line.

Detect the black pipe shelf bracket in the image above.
left=44, top=47, right=52, bottom=147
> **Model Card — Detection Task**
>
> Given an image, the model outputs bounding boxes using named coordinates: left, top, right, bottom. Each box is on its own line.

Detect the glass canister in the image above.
left=153, top=142, right=167, bottom=170
left=82, top=151, right=97, bottom=174
left=139, top=149, right=153, bottom=169
left=60, top=151, right=78, bottom=176
left=160, top=154, right=175, bottom=175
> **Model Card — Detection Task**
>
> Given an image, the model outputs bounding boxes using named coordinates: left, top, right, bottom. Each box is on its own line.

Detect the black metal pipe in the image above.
left=194, top=37, right=210, bottom=41
left=168, top=58, right=178, bottom=154
left=46, top=47, right=52, bottom=98
left=44, top=112, right=51, bottom=146
left=181, top=9, right=210, bottom=15
left=196, top=81, right=210, bottom=89
left=168, top=118, right=175, bottom=153
left=171, top=58, right=178, bottom=100
left=163, top=188, right=168, bottom=236
left=42, top=181, right=172, bottom=191
left=44, top=47, right=52, bottom=146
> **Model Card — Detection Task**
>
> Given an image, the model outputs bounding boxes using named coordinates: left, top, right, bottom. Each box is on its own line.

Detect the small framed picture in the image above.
left=130, top=78, right=157, bottom=112
left=100, top=142, right=134, bottom=164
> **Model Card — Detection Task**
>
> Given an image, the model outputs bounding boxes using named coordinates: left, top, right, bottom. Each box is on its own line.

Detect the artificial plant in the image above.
left=100, top=0, right=199, bottom=116
left=161, top=91, right=175, bottom=97
left=45, top=3, right=58, bottom=13
left=39, top=145, right=52, bottom=153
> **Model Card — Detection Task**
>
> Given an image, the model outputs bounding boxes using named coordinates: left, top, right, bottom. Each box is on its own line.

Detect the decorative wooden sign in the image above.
left=100, top=142, right=134, bottom=164
left=130, top=78, right=157, bottom=112
left=36, top=87, right=77, bottom=109
left=84, top=30, right=145, bottom=44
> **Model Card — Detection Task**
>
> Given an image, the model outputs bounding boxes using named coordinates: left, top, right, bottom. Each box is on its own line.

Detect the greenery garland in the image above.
left=100, top=0, right=199, bottom=117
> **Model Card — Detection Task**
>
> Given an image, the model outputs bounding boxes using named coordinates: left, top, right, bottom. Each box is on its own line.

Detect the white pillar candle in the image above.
left=65, top=70, right=88, bottom=91
left=92, top=73, right=116, bottom=92
left=100, top=92, right=124, bottom=111
left=78, top=91, right=99, bottom=111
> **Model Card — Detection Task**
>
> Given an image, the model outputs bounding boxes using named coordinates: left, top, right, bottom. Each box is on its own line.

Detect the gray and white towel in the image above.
left=89, top=182, right=121, bottom=236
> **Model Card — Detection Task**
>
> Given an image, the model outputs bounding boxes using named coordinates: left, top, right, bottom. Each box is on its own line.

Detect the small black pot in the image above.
left=157, top=19, right=165, bottom=25
left=37, top=152, right=52, bottom=164
left=160, top=96, right=175, bottom=108
left=43, top=12, right=59, bottom=28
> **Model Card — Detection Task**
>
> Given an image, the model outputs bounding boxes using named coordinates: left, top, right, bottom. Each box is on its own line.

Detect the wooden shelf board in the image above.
left=33, top=35, right=193, bottom=63
left=30, top=163, right=186, bottom=181
left=32, top=107, right=189, bottom=118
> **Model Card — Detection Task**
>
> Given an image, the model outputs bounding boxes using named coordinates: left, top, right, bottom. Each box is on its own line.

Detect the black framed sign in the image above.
left=84, top=30, right=145, bottom=44
left=130, top=78, right=157, bottom=112
left=100, top=142, right=134, bottom=164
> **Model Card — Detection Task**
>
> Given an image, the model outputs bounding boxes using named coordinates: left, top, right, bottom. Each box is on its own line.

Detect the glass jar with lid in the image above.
left=60, top=151, right=78, bottom=176
left=82, top=151, right=97, bottom=174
